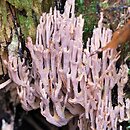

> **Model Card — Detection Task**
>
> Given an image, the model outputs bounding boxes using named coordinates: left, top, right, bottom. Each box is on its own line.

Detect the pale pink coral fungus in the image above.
left=6, top=0, right=129, bottom=130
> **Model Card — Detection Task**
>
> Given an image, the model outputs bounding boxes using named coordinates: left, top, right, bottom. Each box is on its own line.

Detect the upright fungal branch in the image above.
left=5, top=0, right=129, bottom=129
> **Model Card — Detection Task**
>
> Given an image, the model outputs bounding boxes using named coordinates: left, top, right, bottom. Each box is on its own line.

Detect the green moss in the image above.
left=127, top=0, right=130, bottom=4
left=7, top=0, right=42, bottom=40
left=42, top=0, right=53, bottom=13
left=4, top=0, right=53, bottom=41
left=128, top=69, right=130, bottom=75
left=127, top=120, right=130, bottom=130
left=75, top=0, right=98, bottom=44
left=7, top=0, right=33, bottom=13
left=0, top=1, right=7, bottom=26
left=100, top=1, right=109, bottom=9
left=17, top=15, right=35, bottom=39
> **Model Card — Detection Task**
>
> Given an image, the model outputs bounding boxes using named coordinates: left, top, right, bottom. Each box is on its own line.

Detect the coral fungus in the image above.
left=4, top=0, right=129, bottom=130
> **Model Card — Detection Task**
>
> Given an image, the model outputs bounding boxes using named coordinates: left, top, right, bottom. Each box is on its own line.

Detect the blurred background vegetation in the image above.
left=0, top=0, right=54, bottom=43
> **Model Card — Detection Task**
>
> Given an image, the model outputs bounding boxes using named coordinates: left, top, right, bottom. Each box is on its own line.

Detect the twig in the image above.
left=0, top=79, right=12, bottom=89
